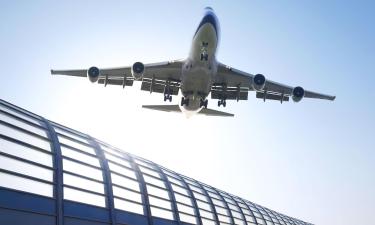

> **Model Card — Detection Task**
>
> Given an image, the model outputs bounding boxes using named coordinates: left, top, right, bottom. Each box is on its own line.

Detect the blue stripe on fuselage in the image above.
left=194, top=10, right=219, bottom=38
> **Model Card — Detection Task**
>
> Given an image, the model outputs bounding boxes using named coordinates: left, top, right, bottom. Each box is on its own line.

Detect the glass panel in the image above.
left=245, top=215, right=256, bottom=223
left=0, top=113, right=47, bottom=137
left=218, top=214, right=231, bottom=223
left=189, top=184, right=205, bottom=194
left=111, top=173, right=140, bottom=191
left=112, top=186, right=142, bottom=203
left=229, top=204, right=240, bottom=212
left=167, top=175, right=184, bottom=186
left=202, top=218, right=216, bottom=225
left=0, top=171, right=53, bottom=197
left=143, top=174, right=165, bottom=188
left=193, top=191, right=208, bottom=202
left=101, top=144, right=128, bottom=158
left=0, top=155, right=53, bottom=181
left=54, top=126, right=89, bottom=144
left=179, top=213, right=197, bottom=224
left=0, top=124, right=51, bottom=151
left=147, top=184, right=170, bottom=199
left=234, top=218, right=245, bottom=225
left=256, top=218, right=266, bottom=225
left=215, top=206, right=229, bottom=216
left=207, top=191, right=221, bottom=200
left=231, top=210, right=243, bottom=219
left=58, top=135, right=95, bottom=155
left=150, top=206, right=174, bottom=220
left=0, top=138, right=52, bottom=167
left=199, top=209, right=214, bottom=219
left=0, top=102, right=41, bottom=120
left=114, top=197, right=144, bottom=215
left=174, top=192, right=192, bottom=206
left=197, top=200, right=212, bottom=211
left=212, top=198, right=226, bottom=207
left=63, top=173, right=104, bottom=194
left=148, top=196, right=172, bottom=210
left=61, top=146, right=100, bottom=167
left=139, top=166, right=161, bottom=178
left=177, top=203, right=195, bottom=215
left=62, top=158, right=103, bottom=181
left=171, top=183, right=189, bottom=196
left=64, top=187, right=106, bottom=207
left=108, top=162, right=136, bottom=179
left=0, top=104, right=43, bottom=126
left=134, top=158, right=154, bottom=169
left=105, top=153, right=132, bottom=168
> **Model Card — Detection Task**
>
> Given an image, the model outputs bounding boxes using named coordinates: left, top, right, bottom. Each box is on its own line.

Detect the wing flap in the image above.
left=256, top=92, right=289, bottom=102
left=141, top=79, right=180, bottom=95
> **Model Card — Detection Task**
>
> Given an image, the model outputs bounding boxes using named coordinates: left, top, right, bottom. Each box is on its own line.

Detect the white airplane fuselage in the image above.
left=179, top=8, right=220, bottom=115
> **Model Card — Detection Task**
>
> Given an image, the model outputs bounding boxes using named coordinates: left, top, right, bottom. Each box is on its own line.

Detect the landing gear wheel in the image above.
left=168, top=95, right=172, bottom=102
left=181, top=97, right=189, bottom=106
left=200, top=53, right=208, bottom=61
left=200, top=99, right=208, bottom=108
left=164, top=94, right=172, bottom=102
left=218, top=99, right=226, bottom=107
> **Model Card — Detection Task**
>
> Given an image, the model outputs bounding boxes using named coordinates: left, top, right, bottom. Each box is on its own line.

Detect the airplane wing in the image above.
left=51, top=60, right=184, bottom=95
left=213, top=62, right=336, bottom=102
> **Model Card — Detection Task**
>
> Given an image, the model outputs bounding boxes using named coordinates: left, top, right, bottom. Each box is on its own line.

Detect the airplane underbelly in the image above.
left=181, top=68, right=211, bottom=98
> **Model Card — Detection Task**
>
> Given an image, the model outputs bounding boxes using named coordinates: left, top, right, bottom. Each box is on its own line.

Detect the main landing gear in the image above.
left=181, top=97, right=190, bottom=106
left=164, top=94, right=172, bottom=102
left=218, top=99, right=226, bottom=107
left=200, top=99, right=208, bottom=108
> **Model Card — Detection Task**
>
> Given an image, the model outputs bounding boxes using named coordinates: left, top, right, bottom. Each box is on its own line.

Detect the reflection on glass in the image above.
left=62, top=158, right=103, bottom=181
left=218, top=214, right=231, bottom=223
left=199, top=209, right=214, bottom=220
left=105, top=153, right=132, bottom=168
left=147, top=184, right=170, bottom=200
left=179, top=213, right=197, bottom=224
left=108, top=162, right=136, bottom=179
left=112, top=186, right=142, bottom=203
left=58, top=135, right=95, bottom=155
left=0, top=113, right=47, bottom=137
left=64, top=187, right=106, bottom=207
left=0, top=124, right=51, bottom=151
left=177, top=203, right=195, bottom=215
left=0, top=155, right=53, bottom=181
left=63, top=173, right=104, bottom=194
left=197, top=200, right=212, bottom=211
left=148, top=196, right=172, bottom=210
left=139, top=166, right=160, bottom=178
left=0, top=172, right=53, bottom=197
left=111, top=173, right=140, bottom=191
left=171, top=183, right=189, bottom=196
left=201, top=218, right=216, bottom=225
left=150, top=206, right=174, bottom=220
left=61, top=146, right=100, bottom=167
left=0, top=104, right=43, bottom=126
left=54, top=126, right=89, bottom=144
left=143, top=174, right=165, bottom=188
left=174, top=192, right=192, bottom=206
left=114, top=197, right=144, bottom=215
left=0, top=138, right=52, bottom=167
left=101, top=144, right=127, bottom=159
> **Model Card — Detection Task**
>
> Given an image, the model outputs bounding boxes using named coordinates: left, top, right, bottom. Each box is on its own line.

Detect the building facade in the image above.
left=0, top=99, right=312, bottom=225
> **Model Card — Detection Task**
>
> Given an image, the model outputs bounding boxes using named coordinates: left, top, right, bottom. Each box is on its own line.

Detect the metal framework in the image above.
left=0, top=98, right=312, bottom=225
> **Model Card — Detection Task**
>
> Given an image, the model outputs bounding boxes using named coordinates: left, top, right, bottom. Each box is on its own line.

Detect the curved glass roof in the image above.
left=0, top=98, right=312, bottom=225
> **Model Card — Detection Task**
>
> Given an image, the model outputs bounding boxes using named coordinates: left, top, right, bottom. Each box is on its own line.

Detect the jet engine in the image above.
left=292, top=86, right=305, bottom=102
left=87, top=66, right=100, bottom=83
left=131, top=62, right=145, bottom=80
left=252, top=74, right=266, bottom=91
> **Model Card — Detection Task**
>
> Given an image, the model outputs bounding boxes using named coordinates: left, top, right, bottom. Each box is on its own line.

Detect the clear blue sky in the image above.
left=1, top=1, right=374, bottom=224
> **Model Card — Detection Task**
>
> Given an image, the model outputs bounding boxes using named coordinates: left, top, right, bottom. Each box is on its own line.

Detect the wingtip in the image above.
left=331, top=96, right=336, bottom=101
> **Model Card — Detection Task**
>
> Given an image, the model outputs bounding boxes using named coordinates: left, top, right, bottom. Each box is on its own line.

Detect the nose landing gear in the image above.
left=200, top=42, right=209, bottom=61
left=181, top=97, right=190, bottom=106
left=164, top=94, right=172, bottom=102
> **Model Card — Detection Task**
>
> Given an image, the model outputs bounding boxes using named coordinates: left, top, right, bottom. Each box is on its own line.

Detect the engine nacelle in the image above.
left=87, top=66, right=100, bottom=83
left=131, top=62, right=145, bottom=80
left=292, top=86, right=305, bottom=102
left=252, top=74, right=266, bottom=91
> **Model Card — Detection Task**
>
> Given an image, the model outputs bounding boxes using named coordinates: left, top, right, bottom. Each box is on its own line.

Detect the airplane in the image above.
left=51, top=7, right=335, bottom=117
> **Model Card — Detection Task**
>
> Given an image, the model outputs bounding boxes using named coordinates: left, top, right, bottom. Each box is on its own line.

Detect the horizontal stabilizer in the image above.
left=142, top=105, right=234, bottom=117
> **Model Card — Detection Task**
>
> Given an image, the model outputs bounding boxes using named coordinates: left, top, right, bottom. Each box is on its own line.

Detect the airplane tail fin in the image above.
left=142, top=105, right=234, bottom=117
